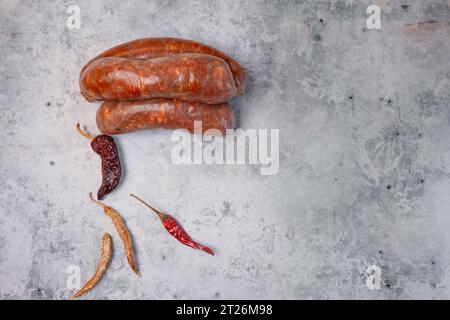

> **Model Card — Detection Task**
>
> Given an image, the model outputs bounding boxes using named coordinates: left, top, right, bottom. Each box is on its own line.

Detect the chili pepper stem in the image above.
left=130, top=194, right=167, bottom=221
left=89, top=192, right=109, bottom=210
left=76, top=123, right=95, bottom=141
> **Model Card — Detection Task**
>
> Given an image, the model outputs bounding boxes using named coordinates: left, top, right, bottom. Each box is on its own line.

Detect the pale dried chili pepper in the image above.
left=130, top=194, right=214, bottom=255
left=76, top=123, right=122, bottom=200
left=89, top=193, right=141, bottom=276
left=72, top=233, right=112, bottom=299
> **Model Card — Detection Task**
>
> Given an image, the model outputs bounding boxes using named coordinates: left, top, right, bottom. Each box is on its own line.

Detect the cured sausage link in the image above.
left=96, top=99, right=235, bottom=135
left=80, top=37, right=246, bottom=95
left=80, top=54, right=237, bottom=104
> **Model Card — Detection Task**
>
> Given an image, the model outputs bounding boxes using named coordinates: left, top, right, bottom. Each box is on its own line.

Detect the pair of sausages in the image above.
left=80, top=38, right=246, bottom=134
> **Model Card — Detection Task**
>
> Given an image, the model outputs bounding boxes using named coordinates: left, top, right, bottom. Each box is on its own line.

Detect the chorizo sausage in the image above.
left=80, top=38, right=246, bottom=95
left=96, top=99, right=235, bottom=135
left=80, top=54, right=237, bottom=104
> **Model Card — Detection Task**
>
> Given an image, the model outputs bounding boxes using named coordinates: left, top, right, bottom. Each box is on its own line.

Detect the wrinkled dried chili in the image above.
left=76, top=123, right=121, bottom=200
left=89, top=193, right=141, bottom=276
left=130, top=194, right=214, bottom=255
left=72, top=233, right=112, bottom=299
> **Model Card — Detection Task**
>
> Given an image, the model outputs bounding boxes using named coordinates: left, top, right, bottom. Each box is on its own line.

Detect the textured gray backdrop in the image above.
left=1, top=0, right=450, bottom=299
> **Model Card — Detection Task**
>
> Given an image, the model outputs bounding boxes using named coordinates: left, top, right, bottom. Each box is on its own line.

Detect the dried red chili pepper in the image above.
left=130, top=194, right=214, bottom=255
left=76, top=123, right=122, bottom=200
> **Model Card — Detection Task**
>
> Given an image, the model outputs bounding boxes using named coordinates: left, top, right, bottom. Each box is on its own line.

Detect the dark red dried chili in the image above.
left=130, top=194, right=214, bottom=255
left=76, top=123, right=122, bottom=200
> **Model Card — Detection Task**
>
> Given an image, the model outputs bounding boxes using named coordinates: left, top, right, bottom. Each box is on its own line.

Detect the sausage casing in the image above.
left=80, top=54, right=237, bottom=104
left=96, top=99, right=235, bottom=135
left=80, top=37, right=246, bottom=95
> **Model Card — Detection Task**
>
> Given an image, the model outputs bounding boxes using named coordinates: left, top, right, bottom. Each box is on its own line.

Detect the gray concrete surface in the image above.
left=1, top=0, right=450, bottom=299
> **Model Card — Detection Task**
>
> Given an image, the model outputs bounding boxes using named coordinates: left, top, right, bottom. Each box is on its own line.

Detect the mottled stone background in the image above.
left=1, top=0, right=450, bottom=299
